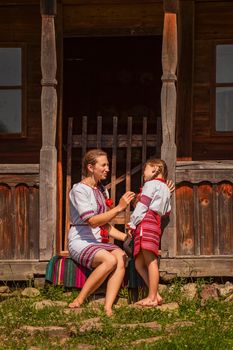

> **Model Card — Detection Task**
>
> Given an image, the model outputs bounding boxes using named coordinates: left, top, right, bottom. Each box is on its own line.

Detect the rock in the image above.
left=20, top=325, right=68, bottom=337
left=114, top=321, right=161, bottom=331
left=217, top=283, right=233, bottom=298
left=160, top=272, right=177, bottom=283
left=0, top=286, right=10, bottom=294
left=131, top=336, right=164, bottom=346
left=88, top=297, right=105, bottom=307
left=33, top=278, right=45, bottom=288
left=21, top=287, right=40, bottom=298
left=158, top=284, right=168, bottom=294
left=64, top=307, right=84, bottom=314
left=33, top=299, right=67, bottom=310
left=181, top=283, right=197, bottom=300
left=158, top=302, right=179, bottom=312
left=79, top=317, right=102, bottom=333
left=75, top=344, right=95, bottom=350
left=224, top=293, right=233, bottom=303
left=200, top=284, right=219, bottom=305
left=166, top=320, right=195, bottom=332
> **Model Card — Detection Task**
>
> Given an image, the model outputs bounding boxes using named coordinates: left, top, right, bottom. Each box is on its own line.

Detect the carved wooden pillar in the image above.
left=40, top=0, right=57, bottom=260
left=161, top=0, right=178, bottom=257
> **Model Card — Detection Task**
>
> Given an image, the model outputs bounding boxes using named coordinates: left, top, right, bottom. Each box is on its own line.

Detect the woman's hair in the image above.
left=82, top=149, right=108, bottom=177
left=144, top=158, right=168, bottom=180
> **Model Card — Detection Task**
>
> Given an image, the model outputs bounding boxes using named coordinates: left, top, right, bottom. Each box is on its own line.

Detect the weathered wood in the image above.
left=96, top=116, right=102, bottom=149
left=160, top=257, right=233, bottom=277
left=160, top=7, right=177, bottom=257
left=72, top=134, right=160, bottom=148
left=0, top=175, right=39, bottom=187
left=141, top=117, right=147, bottom=183
left=111, top=116, right=118, bottom=206
left=163, top=0, right=178, bottom=13
left=40, top=0, right=56, bottom=15
left=0, top=165, right=39, bottom=174
left=40, top=2, right=57, bottom=261
left=218, top=183, right=233, bottom=255
left=0, top=261, right=48, bottom=281
left=126, top=117, right=132, bottom=224
left=81, top=116, right=87, bottom=164
left=176, top=184, right=195, bottom=256
left=64, top=117, right=73, bottom=251
left=176, top=0, right=194, bottom=159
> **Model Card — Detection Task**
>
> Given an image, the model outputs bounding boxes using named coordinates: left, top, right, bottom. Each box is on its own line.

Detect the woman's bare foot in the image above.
left=157, top=293, right=163, bottom=306
left=135, top=297, right=158, bottom=307
left=68, top=298, right=82, bottom=309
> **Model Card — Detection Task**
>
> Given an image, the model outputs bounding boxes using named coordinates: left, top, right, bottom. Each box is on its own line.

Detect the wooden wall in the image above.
left=0, top=165, right=39, bottom=260
left=192, top=1, right=233, bottom=160
left=0, top=3, right=41, bottom=164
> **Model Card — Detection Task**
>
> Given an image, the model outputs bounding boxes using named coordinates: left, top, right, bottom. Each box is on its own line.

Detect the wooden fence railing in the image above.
left=62, top=115, right=161, bottom=252
left=0, top=165, right=39, bottom=260
left=176, top=161, right=233, bottom=257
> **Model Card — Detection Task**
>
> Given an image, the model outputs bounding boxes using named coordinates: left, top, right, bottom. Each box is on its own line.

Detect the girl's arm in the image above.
left=87, top=191, right=135, bottom=228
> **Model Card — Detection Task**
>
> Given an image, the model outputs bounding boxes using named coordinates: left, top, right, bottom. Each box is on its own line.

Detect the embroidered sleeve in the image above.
left=70, top=186, right=94, bottom=222
left=128, top=181, right=156, bottom=229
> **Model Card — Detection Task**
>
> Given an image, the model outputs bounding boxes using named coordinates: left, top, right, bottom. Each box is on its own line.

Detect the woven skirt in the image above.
left=133, top=210, right=161, bottom=257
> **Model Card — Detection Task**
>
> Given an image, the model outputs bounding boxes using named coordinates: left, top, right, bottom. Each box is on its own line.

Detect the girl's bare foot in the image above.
left=157, top=293, right=163, bottom=306
left=68, top=298, right=82, bottom=309
left=135, top=297, right=158, bottom=307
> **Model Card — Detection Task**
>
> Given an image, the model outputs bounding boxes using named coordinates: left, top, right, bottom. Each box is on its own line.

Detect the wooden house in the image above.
left=0, top=0, right=233, bottom=281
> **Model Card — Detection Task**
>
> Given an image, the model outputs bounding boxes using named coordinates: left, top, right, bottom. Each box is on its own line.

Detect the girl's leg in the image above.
left=69, top=250, right=117, bottom=308
left=135, top=250, right=162, bottom=305
left=104, top=249, right=127, bottom=316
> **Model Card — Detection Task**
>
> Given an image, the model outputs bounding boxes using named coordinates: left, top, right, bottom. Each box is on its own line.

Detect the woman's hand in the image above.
left=118, top=191, right=135, bottom=211
left=166, top=179, right=175, bottom=194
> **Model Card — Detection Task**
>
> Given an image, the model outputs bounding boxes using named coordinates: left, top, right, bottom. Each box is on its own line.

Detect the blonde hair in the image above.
left=82, top=149, right=108, bottom=177
left=144, top=158, right=168, bottom=180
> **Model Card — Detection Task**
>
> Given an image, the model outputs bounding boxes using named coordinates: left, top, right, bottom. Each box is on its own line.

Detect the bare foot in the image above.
left=104, top=307, right=113, bottom=317
left=157, top=293, right=163, bottom=306
left=68, top=298, right=82, bottom=309
left=135, top=297, right=158, bottom=307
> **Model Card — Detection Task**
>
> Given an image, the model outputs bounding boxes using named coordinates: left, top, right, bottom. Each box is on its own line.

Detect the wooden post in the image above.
left=161, top=0, right=178, bottom=257
left=40, top=0, right=57, bottom=261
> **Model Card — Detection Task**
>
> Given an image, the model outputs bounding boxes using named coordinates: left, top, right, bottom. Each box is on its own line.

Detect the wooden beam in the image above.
left=40, top=0, right=57, bottom=15
left=160, top=4, right=178, bottom=257
left=39, top=0, right=57, bottom=261
left=176, top=0, right=194, bottom=159
left=163, top=0, right=179, bottom=13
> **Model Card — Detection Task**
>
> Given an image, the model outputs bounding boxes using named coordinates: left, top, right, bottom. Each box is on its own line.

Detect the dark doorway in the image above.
left=63, top=36, right=162, bottom=135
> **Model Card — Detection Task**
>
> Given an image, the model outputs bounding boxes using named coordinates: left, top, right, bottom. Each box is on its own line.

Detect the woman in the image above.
left=68, top=149, right=135, bottom=316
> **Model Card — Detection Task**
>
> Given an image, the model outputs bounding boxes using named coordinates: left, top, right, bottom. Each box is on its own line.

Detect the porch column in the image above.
left=39, top=0, right=57, bottom=260
left=161, top=0, right=178, bottom=257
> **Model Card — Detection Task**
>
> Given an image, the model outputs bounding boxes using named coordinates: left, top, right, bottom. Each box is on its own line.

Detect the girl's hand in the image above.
left=118, top=191, right=135, bottom=211
left=166, top=179, right=175, bottom=194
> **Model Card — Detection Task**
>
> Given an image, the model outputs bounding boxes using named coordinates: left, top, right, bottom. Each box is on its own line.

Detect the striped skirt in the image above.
left=69, top=242, right=121, bottom=270
left=133, top=210, right=161, bottom=257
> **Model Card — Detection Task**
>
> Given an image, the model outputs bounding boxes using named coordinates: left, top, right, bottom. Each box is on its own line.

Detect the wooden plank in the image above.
left=160, top=9, right=177, bottom=257
left=0, top=164, right=39, bottom=173
left=40, top=0, right=57, bottom=15
left=15, top=185, right=29, bottom=259
left=81, top=116, right=87, bottom=162
left=218, top=183, right=233, bottom=255
left=176, top=184, right=195, bottom=256
left=193, top=185, right=200, bottom=256
left=176, top=170, right=233, bottom=184
left=0, top=175, right=39, bottom=187
left=0, top=185, right=13, bottom=260
left=63, top=3, right=164, bottom=36
left=141, top=117, right=147, bottom=183
left=64, top=117, right=73, bottom=251
left=72, top=134, right=159, bottom=148
left=176, top=160, right=233, bottom=170
left=111, top=116, right=118, bottom=206
left=159, top=257, right=233, bottom=277
left=125, top=117, right=132, bottom=224
left=0, top=261, right=48, bottom=281
left=176, top=0, right=194, bottom=159
left=198, top=183, right=214, bottom=255
left=212, top=184, right=219, bottom=255
left=28, top=186, right=39, bottom=259
left=163, top=0, right=178, bottom=13
left=40, top=4, right=57, bottom=261
left=96, top=116, right=102, bottom=149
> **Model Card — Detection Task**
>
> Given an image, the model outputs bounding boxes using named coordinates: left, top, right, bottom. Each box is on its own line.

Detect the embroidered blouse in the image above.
left=128, top=178, right=171, bottom=230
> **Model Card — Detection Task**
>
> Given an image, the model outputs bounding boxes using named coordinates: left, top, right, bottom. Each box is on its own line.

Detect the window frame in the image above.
left=0, top=43, right=27, bottom=139
left=211, top=40, right=233, bottom=136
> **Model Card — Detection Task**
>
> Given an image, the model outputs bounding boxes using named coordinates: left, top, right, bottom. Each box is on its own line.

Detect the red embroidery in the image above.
left=100, top=226, right=109, bottom=243
left=105, top=198, right=113, bottom=208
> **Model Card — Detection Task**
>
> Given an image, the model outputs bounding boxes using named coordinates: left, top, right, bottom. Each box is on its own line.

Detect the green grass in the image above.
left=0, top=282, right=233, bottom=350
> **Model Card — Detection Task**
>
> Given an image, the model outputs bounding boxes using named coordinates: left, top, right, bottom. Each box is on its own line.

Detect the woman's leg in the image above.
left=104, top=249, right=127, bottom=316
left=69, top=249, right=117, bottom=308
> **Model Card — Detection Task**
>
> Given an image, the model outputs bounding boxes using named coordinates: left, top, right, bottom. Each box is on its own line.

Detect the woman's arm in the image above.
left=87, top=191, right=135, bottom=228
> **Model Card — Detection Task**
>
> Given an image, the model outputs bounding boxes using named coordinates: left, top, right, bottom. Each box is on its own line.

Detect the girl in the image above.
left=127, top=159, right=171, bottom=307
